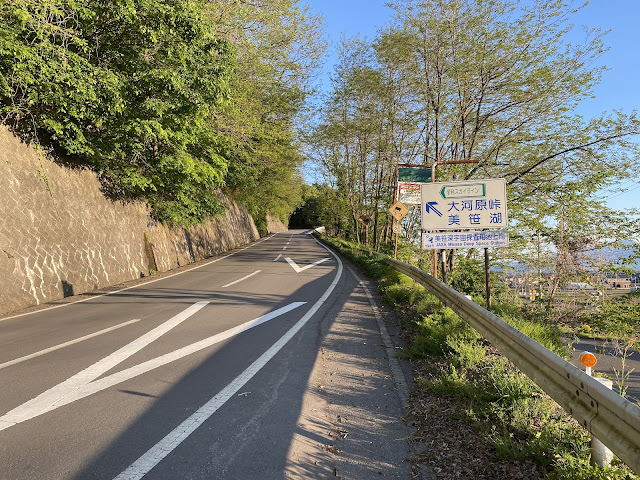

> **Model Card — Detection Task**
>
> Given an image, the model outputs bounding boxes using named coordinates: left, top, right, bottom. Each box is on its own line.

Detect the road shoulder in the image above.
left=286, top=255, right=416, bottom=479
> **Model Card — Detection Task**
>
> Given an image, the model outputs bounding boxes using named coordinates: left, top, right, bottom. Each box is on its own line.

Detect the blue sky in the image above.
left=304, top=0, right=640, bottom=212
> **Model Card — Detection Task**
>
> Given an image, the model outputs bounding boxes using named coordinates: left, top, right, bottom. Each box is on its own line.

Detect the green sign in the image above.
left=398, top=167, right=432, bottom=183
left=439, top=183, right=486, bottom=199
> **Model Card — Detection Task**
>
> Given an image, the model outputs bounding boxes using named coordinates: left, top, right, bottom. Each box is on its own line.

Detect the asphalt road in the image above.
left=0, top=231, right=412, bottom=480
left=569, top=338, right=640, bottom=404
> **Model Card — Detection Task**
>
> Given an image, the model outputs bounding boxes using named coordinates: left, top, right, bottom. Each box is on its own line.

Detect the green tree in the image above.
left=310, top=0, right=640, bottom=282
left=206, top=0, right=326, bottom=233
left=0, top=0, right=235, bottom=226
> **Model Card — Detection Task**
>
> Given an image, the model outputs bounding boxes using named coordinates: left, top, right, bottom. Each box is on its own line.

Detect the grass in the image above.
left=537, top=290, right=640, bottom=342
left=318, top=234, right=638, bottom=480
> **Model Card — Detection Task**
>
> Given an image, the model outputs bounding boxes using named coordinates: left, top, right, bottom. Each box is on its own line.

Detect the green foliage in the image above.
left=0, top=0, right=234, bottom=226
left=580, top=292, right=640, bottom=339
left=208, top=0, right=325, bottom=231
left=323, top=236, right=637, bottom=479
left=446, top=335, right=487, bottom=370
left=410, top=308, right=478, bottom=358
left=0, top=0, right=325, bottom=227
left=447, top=255, right=510, bottom=299
left=0, top=0, right=122, bottom=154
left=289, top=183, right=336, bottom=229
left=310, top=0, right=640, bottom=283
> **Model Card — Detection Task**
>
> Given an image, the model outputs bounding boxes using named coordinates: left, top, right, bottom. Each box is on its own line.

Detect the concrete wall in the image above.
left=0, top=126, right=260, bottom=314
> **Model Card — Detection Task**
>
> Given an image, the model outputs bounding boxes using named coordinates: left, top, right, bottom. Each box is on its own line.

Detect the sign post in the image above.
left=388, top=201, right=409, bottom=259
left=393, top=164, right=432, bottom=268
left=420, top=178, right=508, bottom=309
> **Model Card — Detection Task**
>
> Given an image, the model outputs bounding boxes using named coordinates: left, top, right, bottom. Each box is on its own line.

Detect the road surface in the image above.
left=0, top=231, right=412, bottom=479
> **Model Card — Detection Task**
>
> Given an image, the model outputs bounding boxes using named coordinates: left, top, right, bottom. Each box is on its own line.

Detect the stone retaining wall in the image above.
left=0, top=126, right=260, bottom=314
left=266, top=212, right=289, bottom=233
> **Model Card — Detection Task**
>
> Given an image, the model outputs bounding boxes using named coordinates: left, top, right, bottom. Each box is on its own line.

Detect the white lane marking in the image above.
left=221, top=270, right=261, bottom=288
left=45, top=303, right=306, bottom=411
left=0, top=302, right=304, bottom=431
left=0, top=235, right=277, bottom=323
left=273, top=254, right=282, bottom=262
left=0, top=302, right=208, bottom=431
left=0, top=319, right=141, bottom=370
left=285, top=257, right=330, bottom=273
left=114, top=238, right=343, bottom=480
left=283, top=246, right=287, bottom=250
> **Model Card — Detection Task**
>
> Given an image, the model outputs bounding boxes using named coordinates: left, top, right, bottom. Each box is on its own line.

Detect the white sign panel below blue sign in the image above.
left=422, top=230, right=509, bottom=250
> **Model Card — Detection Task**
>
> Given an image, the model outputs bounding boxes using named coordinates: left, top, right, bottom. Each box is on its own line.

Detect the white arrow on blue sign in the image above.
left=421, top=178, right=508, bottom=231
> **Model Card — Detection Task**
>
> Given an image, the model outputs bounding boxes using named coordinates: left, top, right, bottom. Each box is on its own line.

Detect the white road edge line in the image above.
left=0, top=234, right=278, bottom=323
left=48, top=302, right=307, bottom=411
left=0, top=302, right=209, bottom=431
left=113, top=236, right=343, bottom=480
left=0, top=319, right=141, bottom=370
left=221, top=270, right=261, bottom=288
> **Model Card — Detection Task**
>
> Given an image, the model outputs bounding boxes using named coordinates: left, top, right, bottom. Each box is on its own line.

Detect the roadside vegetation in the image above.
left=298, top=0, right=640, bottom=282
left=550, top=292, right=640, bottom=341
left=319, top=235, right=638, bottom=480
left=0, top=0, right=324, bottom=231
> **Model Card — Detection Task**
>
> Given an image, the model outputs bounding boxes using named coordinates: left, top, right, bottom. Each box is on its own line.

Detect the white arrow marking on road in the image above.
left=0, top=302, right=209, bottom=431
left=0, top=302, right=305, bottom=432
left=114, top=237, right=342, bottom=480
left=285, top=257, right=330, bottom=273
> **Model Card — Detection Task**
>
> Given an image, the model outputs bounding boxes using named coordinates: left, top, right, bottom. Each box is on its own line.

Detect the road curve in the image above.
left=0, top=230, right=412, bottom=479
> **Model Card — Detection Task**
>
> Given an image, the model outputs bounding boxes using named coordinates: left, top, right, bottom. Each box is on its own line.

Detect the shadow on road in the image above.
left=67, top=253, right=410, bottom=479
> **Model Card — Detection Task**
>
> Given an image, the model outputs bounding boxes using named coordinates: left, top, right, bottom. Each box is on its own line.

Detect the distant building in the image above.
left=605, top=277, right=631, bottom=289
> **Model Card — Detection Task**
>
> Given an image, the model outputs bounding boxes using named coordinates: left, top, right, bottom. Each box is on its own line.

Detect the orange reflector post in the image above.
left=580, top=351, right=597, bottom=368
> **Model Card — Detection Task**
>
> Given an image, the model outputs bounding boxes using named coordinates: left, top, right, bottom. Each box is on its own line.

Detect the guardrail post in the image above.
left=591, top=377, right=614, bottom=467
left=484, top=248, right=491, bottom=311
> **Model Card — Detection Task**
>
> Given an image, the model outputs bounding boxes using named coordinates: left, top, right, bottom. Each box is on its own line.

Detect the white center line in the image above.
left=0, top=319, right=141, bottom=370
left=221, top=270, right=261, bottom=288
left=0, top=302, right=305, bottom=432
left=113, top=238, right=342, bottom=480
left=0, top=302, right=208, bottom=430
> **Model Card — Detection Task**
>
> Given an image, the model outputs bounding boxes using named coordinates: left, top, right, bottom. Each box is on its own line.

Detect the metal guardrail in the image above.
left=317, top=237, right=640, bottom=472
left=379, top=256, right=640, bottom=473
